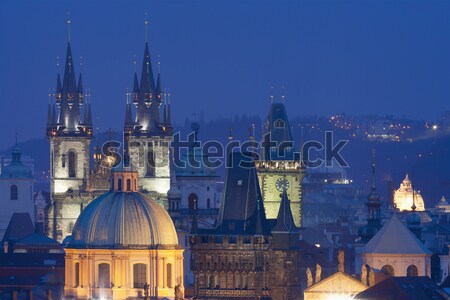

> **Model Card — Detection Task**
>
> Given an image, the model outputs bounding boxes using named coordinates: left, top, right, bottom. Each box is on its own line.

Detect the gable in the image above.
left=305, top=271, right=368, bottom=293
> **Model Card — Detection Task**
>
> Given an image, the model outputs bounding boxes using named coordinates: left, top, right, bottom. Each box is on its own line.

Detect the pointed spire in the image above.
left=62, top=42, right=77, bottom=94
left=77, top=73, right=83, bottom=94
left=272, top=190, right=298, bottom=233
left=140, top=42, right=155, bottom=94
left=51, top=102, right=57, bottom=126
left=254, top=195, right=266, bottom=235
left=166, top=90, right=171, bottom=124
left=56, top=74, right=62, bottom=94
left=47, top=90, right=53, bottom=126
left=133, top=71, right=139, bottom=94
left=67, top=12, right=71, bottom=43
left=156, top=56, right=162, bottom=103
left=124, top=92, right=134, bottom=128
left=83, top=89, right=92, bottom=126
left=371, top=149, right=376, bottom=192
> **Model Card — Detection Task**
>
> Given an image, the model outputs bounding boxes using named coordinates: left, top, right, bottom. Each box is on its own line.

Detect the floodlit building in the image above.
left=64, top=165, right=184, bottom=300
left=394, top=174, right=425, bottom=211
left=359, top=214, right=431, bottom=277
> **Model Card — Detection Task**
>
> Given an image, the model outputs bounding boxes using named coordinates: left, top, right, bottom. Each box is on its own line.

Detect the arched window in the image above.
left=98, top=263, right=110, bottom=288
left=167, top=263, right=173, bottom=288
left=206, top=271, right=212, bottom=288
left=189, top=193, right=198, bottom=210
left=213, top=272, right=219, bottom=289
left=381, top=264, right=395, bottom=276
left=146, top=147, right=155, bottom=177
left=74, top=262, right=80, bottom=287
left=117, top=179, right=122, bottom=191
left=207, top=198, right=211, bottom=209
left=241, top=272, right=248, bottom=289
left=407, top=265, right=418, bottom=277
left=126, top=179, right=131, bottom=191
left=274, top=119, right=285, bottom=128
left=234, top=272, right=241, bottom=289
left=133, top=263, right=147, bottom=288
left=10, top=185, right=18, bottom=200
left=68, top=151, right=76, bottom=178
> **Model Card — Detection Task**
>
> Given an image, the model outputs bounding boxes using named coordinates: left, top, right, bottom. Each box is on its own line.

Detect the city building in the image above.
left=358, top=214, right=432, bottom=277
left=169, top=122, right=221, bottom=287
left=189, top=152, right=302, bottom=299
left=64, top=164, right=184, bottom=300
left=0, top=143, right=34, bottom=240
left=394, top=174, right=426, bottom=211
left=45, top=20, right=175, bottom=242
left=256, top=101, right=305, bottom=227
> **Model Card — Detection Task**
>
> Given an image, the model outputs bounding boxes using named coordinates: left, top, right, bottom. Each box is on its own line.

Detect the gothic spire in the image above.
left=124, top=93, right=134, bottom=129
left=62, top=42, right=77, bottom=94
left=83, top=91, right=92, bottom=126
left=140, top=42, right=155, bottom=94
left=47, top=92, right=53, bottom=126
left=272, top=190, right=298, bottom=233
left=56, top=74, right=62, bottom=94
left=77, top=73, right=83, bottom=94
left=156, top=58, right=162, bottom=104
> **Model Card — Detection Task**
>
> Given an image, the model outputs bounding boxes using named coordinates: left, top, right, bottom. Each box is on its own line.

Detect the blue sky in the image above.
left=1, top=0, right=450, bottom=149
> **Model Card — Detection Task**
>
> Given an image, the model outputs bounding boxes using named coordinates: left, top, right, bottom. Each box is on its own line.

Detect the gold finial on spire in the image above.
left=48, top=88, right=51, bottom=104
left=56, top=56, right=60, bottom=73
left=67, top=11, right=71, bottom=42
left=157, top=55, right=161, bottom=73
left=371, top=148, right=376, bottom=190
left=144, top=12, right=149, bottom=43
left=281, top=85, right=285, bottom=103
left=270, top=85, right=274, bottom=103
left=168, top=89, right=171, bottom=104
left=133, top=55, right=137, bottom=73
left=79, top=56, right=83, bottom=72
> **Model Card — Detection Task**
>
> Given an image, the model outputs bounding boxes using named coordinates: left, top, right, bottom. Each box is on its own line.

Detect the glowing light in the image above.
left=326, top=294, right=354, bottom=300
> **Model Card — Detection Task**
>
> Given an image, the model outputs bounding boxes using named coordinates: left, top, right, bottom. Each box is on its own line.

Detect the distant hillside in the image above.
left=2, top=117, right=449, bottom=209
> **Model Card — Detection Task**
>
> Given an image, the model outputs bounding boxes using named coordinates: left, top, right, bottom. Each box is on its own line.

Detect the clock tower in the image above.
left=255, top=100, right=305, bottom=227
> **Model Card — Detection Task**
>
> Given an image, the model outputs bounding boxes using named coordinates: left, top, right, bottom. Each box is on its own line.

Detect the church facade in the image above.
left=45, top=23, right=173, bottom=242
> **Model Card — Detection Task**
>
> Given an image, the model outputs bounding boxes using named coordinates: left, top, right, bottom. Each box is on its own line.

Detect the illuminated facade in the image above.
left=126, top=42, right=173, bottom=196
left=190, top=152, right=302, bottom=299
left=45, top=23, right=175, bottom=242
left=64, top=166, right=184, bottom=300
left=359, top=215, right=431, bottom=277
left=393, top=174, right=425, bottom=211
left=256, top=101, right=305, bottom=227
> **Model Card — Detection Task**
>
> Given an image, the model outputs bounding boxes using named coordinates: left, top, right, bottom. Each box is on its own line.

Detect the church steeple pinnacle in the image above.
left=47, top=16, right=92, bottom=138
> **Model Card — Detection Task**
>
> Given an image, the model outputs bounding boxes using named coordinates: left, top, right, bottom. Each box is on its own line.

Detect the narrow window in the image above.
left=68, top=151, right=76, bottom=178
left=10, top=185, right=18, bottom=200
left=127, top=179, right=131, bottom=191
left=98, top=263, right=110, bottom=288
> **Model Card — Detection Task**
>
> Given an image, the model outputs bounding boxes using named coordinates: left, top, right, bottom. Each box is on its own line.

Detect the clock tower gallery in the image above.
left=256, top=101, right=305, bottom=227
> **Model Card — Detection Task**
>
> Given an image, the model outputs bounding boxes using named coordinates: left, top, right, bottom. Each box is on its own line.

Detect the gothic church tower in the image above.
left=125, top=38, right=173, bottom=196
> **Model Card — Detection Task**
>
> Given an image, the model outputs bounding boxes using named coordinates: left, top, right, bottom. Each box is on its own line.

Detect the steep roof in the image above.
left=216, top=152, right=267, bottom=235
left=355, top=276, right=446, bottom=300
left=2, top=213, right=34, bottom=243
left=364, top=215, right=431, bottom=255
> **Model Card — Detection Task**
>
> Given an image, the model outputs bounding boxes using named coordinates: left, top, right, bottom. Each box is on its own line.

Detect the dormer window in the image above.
left=274, top=119, right=285, bottom=128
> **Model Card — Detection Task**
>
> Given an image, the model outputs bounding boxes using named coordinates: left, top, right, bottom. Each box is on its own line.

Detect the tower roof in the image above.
left=364, top=215, right=431, bottom=255
left=62, top=42, right=77, bottom=94
left=140, top=42, right=155, bottom=93
left=217, top=152, right=268, bottom=235
left=272, top=190, right=298, bottom=233
left=262, top=102, right=294, bottom=160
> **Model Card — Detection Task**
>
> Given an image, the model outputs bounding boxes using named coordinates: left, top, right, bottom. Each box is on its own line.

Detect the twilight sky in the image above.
left=1, top=0, right=450, bottom=149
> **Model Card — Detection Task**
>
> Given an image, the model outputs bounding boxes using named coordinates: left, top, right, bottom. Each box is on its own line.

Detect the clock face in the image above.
left=276, top=177, right=290, bottom=192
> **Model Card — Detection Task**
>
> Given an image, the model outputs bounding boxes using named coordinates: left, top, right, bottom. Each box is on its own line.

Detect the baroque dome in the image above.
left=69, top=190, right=179, bottom=249
left=393, top=174, right=425, bottom=211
